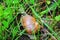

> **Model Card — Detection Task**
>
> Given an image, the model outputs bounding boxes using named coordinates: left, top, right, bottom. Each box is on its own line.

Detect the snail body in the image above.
left=21, top=14, right=39, bottom=34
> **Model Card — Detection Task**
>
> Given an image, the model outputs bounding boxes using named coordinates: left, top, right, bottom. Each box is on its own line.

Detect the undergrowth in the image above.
left=0, top=0, right=60, bottom=40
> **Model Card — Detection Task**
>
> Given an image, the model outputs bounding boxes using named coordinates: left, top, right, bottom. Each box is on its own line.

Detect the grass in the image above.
left=0, top=0, right=60, bottom=40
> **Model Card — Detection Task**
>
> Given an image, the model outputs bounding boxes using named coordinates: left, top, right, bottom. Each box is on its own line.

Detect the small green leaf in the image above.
left=2, top=20, right=8, bottom=30
left=3, top=7, right=12, bottom=17
left=25, top=0, right=28, bottom=3
left=25, top=0, right=28, bottom=2
left=0, top=5, right=4, bottom=16
left=5, top=0, right=13, bottom=6
left=7, top=14, right=13, bottom=22
left=13, top=0, right=19, bottom=4
left=46, top=1, right=51, bottom=5
left=30, top=0, right=34, bottom=4
left=55, top=15, right=60, bottom=21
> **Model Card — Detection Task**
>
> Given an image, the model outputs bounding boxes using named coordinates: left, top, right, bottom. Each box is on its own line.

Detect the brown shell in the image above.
left=21, top=15, right=39, bottom=34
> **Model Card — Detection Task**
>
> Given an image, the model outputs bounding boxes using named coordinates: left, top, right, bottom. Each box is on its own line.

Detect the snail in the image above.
left=21, top=14, right=39, bottom=34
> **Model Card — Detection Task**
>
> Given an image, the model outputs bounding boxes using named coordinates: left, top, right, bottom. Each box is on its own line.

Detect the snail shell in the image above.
left=21, top=14, right=39, bottom=34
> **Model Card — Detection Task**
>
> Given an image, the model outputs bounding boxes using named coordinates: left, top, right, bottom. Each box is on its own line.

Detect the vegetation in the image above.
left=0, top=0, right=60, bottom=40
